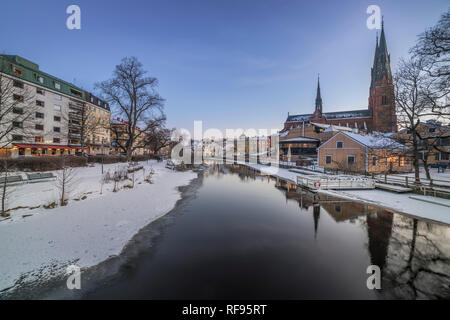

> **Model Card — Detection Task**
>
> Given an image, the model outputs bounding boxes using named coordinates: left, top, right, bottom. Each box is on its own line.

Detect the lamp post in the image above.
left=101, top=137, right=105, bottom=174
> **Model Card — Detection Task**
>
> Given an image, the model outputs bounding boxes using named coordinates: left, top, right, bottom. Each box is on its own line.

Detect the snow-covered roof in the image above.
left=342, top=132, right=408, bottom=150
left=285, top=109, right=371, bottom=123
left=280, top=137, right=320, bottom=143
left=311, top=122, right=353, bottom=132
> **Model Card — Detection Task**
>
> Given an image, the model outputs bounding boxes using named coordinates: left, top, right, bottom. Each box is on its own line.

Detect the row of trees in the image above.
left=394, top=9, right=449, bottom=183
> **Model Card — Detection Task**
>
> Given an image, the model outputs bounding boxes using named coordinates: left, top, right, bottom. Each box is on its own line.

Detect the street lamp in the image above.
left=101, top=137, right=105, bottom=174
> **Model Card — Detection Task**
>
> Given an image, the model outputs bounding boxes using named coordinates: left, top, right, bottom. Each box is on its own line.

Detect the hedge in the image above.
left=0, top=156, right=88, bottom=172
left=0, top=154, right=158, bottom=171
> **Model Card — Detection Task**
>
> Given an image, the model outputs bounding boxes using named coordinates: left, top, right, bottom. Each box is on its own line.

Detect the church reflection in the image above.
left=209, top=164, right=450, bottom=299
left=280, top=185, right=450, bottom=299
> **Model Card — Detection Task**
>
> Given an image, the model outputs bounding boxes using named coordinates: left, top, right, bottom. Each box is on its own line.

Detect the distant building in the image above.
left=283, top=20, right=397, bottom=134
left=395, top=120, right=450, bottom=166
left=83, top=91, right=111, bottom=155
left=109, top=118, right=148, bottom=156
left=317, top=131, right=411, bottom=173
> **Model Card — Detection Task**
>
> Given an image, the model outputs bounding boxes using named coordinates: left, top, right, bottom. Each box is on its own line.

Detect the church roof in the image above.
left=286, top=109, right=371, bottom=123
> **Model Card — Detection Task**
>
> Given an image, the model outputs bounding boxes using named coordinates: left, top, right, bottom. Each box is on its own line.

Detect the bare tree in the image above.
left=97, top=57, right=164, bottom=161
left=55, top=158, right=77, bottom=206
left=412, top=8, right=450, bottom=115
left=145, top=116, right=174, bottom=155
left=0, top=152, right=14, bottom=217
left=0, top=62, right=39, bottom=150
left=394, top=57, right=436, bottom=183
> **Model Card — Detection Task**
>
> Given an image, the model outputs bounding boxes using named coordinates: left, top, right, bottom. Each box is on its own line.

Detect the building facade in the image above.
left=317, top=131, right=411, bottom=173
left=283, top=21, right=397, bottom=134
left=110, top=118, right=149, bottom=156
left=0, top=55, right=111, bottom=158
left=84, top=91, right=111, bottom=155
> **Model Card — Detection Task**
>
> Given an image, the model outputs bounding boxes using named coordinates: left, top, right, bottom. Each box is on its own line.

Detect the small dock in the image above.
left=297, top=175, right=375, bottom=190
left=375, top=183, right=412, bottom=193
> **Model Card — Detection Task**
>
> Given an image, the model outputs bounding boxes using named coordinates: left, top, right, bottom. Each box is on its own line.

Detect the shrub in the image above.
left=0, top=156, right=87, bottom=172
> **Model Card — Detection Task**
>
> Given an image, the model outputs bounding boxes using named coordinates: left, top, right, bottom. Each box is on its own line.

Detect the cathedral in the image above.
left=283, top=21, right=398, bottom=133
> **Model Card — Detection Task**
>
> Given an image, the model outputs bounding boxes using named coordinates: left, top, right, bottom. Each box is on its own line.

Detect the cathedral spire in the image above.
left=371, top=18, right=392, bottom=89
left=315, top=74, right=323, bottom=114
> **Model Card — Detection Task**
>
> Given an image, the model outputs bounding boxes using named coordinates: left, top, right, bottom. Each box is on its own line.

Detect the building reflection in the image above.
left=217, top=163, right=450, bottom=299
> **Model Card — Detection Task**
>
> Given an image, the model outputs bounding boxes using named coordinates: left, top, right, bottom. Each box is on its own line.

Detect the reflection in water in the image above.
left=220, top=164, right=450, bottom=299
left=80, top=163, right=450, bottom=300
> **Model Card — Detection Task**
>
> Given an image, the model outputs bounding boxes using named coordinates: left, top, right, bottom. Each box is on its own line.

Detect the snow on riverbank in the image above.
left=318, top=189, right=450, bottom=225
left=0, top=160, right=197, bottom=293
left=232, top=161, right=450, bottom=225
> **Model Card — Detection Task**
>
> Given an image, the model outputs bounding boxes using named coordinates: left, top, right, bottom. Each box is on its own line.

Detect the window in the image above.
left=54, top=116, right=61, bottom=122
left=400, top=157, right=405, bottom=166
left=429, top=128, right=436, bottom=133
left=347, top=155, right=355, bottom=165
left=35, top=124, right=44, bottom=131
left=13, top=107, right=23, bottom=114
left=382, top=94, right=388, bottom=105
left=36, top=100, right=45, bottom=107
left=54, top=82, right=61, bottom=90
left=54, top=105, right=61, bottom=111
left=35, top=136, right=43, bottom=143
left=36, top=88, right=45, bottom=95
left=12, top=67, right=22, bottom=76
left=54, top=94, right=62, bottom=101
left=13, top=121, right=23, bottom=128
left=53, top=138, right=61, bottom=143
left=13, top=94, right=24, bottom=102
left=53, top=127, right=60, bottom=133
left=36, top=112, right=44, bottom=119
left=70, top=89, right=82, bottom=97
left=37, top=76, right=44, bottom=84
left=12, top=135, right=23, bottom=141
left=325, top=155, right=332, bottom=164
left=372, top=156, right=377, bottom=166
left=334, top=205, right=341, bottom=213
left=442, top=152, right=450, bottom=161
left=13, top=80, right=24, bottom=88
left=336, top=141, right=343, bottom=148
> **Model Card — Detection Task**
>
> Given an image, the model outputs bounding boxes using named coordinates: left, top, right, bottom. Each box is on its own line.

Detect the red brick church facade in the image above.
left=283, top=21, right=398, bottom=133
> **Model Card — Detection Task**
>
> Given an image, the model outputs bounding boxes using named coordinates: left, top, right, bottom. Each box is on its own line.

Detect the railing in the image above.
left=375, top=174, right=450, bottom=189
left=297, top=175, right=375, bottom=190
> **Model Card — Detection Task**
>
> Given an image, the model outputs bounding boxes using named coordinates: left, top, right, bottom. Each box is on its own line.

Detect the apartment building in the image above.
left=110, top=118, right=148, bottom=156
left=84, top=91, right=111, bottom=155
left=0, top=55, right=110, bottom=158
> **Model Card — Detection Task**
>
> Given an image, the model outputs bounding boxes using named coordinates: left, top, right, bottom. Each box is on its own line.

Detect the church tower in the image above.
left=368, top=20, right=398, bottom=132
left=312, top=75, right=324, bottom=119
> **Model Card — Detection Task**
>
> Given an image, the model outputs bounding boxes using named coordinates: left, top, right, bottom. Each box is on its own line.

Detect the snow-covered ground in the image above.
left=231, top=161, right=450, bottom=225
left=319, top=189, right=450, bottom=225
left=384, top=167, right=450, bottom=182
left=0, top=160, right=197, bottom=293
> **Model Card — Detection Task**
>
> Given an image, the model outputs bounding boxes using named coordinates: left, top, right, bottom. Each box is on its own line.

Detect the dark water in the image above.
left=74, top=164, right=450, bottom=300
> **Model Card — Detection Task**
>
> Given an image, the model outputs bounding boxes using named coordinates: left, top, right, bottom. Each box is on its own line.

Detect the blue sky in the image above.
left=0, top=0, right=448, bottom=133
